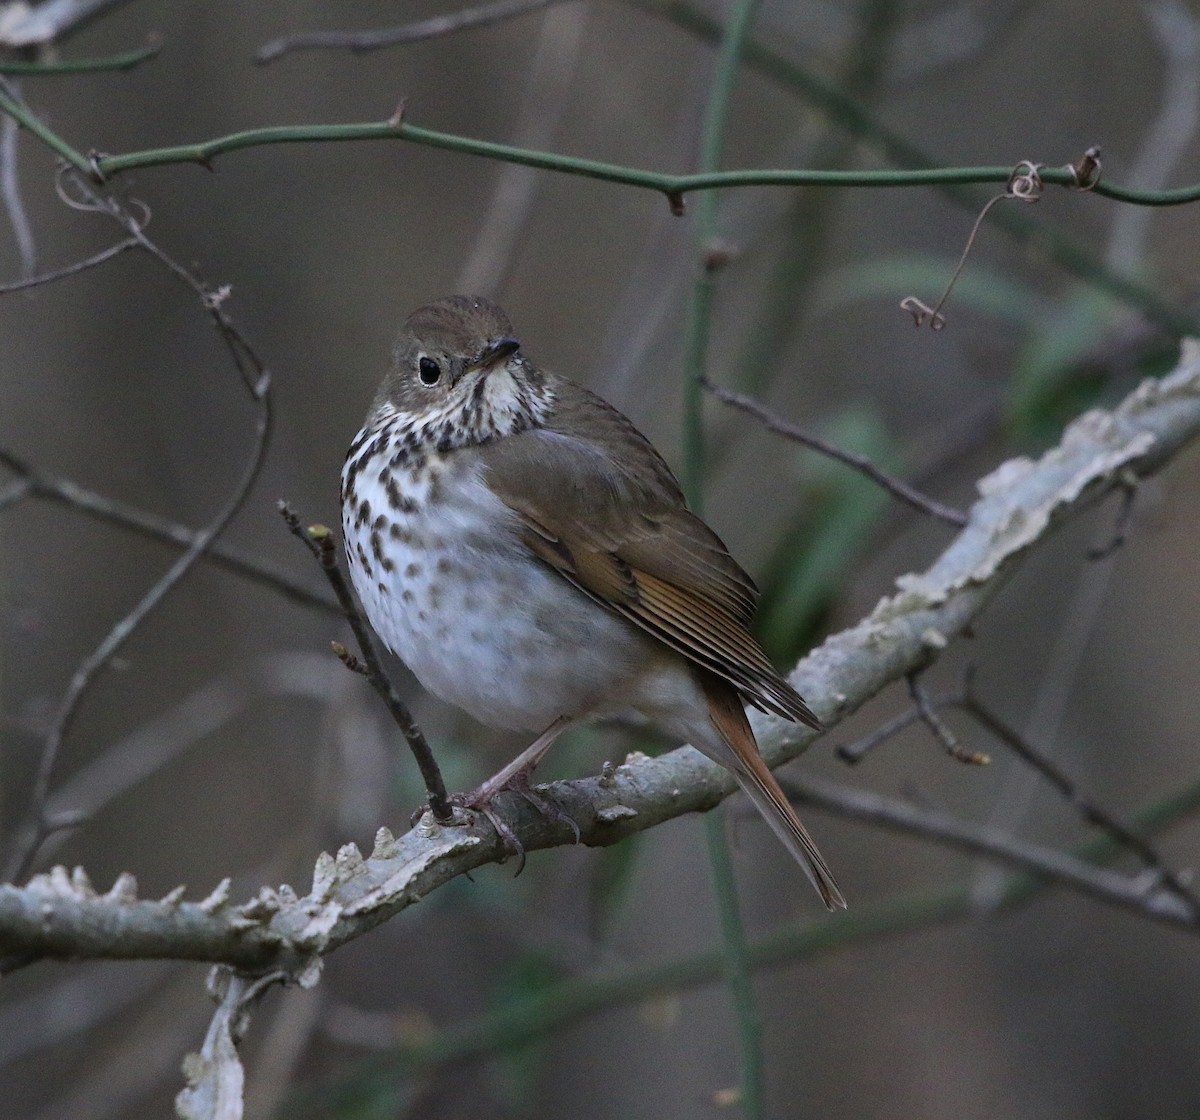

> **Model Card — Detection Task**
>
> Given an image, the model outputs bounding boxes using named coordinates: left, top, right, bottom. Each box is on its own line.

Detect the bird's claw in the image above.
left=408, top=769, right=580, bottom=873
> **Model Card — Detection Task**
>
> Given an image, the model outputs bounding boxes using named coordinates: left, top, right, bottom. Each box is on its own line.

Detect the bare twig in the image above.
left=839, top=664, right=1190, bottom=905
left=782, top=775, right=1197, bottom=926
left=1, top=170, right=274, bottom=883
left=3, top=421, right=271, bottom=883
left=907, top=673, right=990, bottom=764
left=0, top=236, right=136, bottom=292
left=1087, top=468, right=1138, bottom=560
left=835, top=687, right=960, bottom=764
left=0, top=447, right=337, bottom=612
left=255, top=0, right=566, bottom=64
left=960, top=686, right=1199, bottom=913
left=701, top=377, right=968, bottom=525
left=278, top=504, right=453, bottom=823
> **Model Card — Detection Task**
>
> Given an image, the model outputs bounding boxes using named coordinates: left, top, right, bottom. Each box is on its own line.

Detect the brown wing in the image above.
left=476, top=377, right=820, bottom=728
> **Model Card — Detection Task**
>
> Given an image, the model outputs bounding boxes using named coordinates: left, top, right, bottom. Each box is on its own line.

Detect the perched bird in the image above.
left=341, top=296, right=845, bottom=909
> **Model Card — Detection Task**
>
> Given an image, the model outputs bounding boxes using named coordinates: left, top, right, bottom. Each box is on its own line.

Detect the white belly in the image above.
left=342, top=450, right=660, bottom=731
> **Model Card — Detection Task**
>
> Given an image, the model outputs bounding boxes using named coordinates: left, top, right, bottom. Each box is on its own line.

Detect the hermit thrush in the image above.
left=341, top=296, right=844, bottom=909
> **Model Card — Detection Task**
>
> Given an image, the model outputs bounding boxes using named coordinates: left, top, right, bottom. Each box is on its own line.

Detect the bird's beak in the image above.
left=470, top=337, right=521, bottom=371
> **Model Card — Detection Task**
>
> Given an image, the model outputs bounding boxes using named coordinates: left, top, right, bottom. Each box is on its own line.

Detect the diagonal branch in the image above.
left=960, top=686, right=1199, bottom=908
left=0, top=237, right=136, bottom=291
left=1, top=342, right=1199, bottom=968
left=255, top=0, right=566, bottom=64
left=0, top=448, right=336, bottom=613
left=277, top=505, right=452, bottom=822
left=783, top=775, right=1199, bottom=925
left=702, top=377, right=969, bottom=525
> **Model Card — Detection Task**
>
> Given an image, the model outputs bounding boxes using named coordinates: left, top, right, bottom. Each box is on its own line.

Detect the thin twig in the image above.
left=0, top=477, right=31, bottom=510
left=3, top=412, right=270, bottom=884
left=835, top=687, right=961, bottom=764
left=65, top=117, right=1200, bottom=220
left=0, top=447, right=336, bottom=612
left=255, top=0, right=565, bottom=63
left=900, top=158, right=1054, bottom=330
left=1, top=168, right=274, bottom=883
left=277, top=503, right=452, bottom=823
left=628, top=0, right=1199, bottom=339
left=702, top=377, right=968, bottom=526
left=960, top=686, right=1200, bottom=914
left=907, top=673, right=990, bottom=764
left=0, top=73, right=94, bottom=176
left=0, top=237, right=136, bottom=292
left=1087, top=470, right=1137, bottom=560
left=782, top=775, right=1198, bottom=926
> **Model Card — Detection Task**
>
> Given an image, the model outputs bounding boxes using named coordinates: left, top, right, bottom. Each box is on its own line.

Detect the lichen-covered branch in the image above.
left=2, top=344, right=1199, bottom=970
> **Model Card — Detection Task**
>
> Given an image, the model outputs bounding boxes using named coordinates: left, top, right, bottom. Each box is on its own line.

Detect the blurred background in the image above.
left=2, top=0, right=1200, bottom=1116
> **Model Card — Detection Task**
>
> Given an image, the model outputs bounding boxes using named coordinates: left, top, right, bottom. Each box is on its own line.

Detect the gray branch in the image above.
left=255, top=0, right=566, bottom=64
left=3, top=344, right=1200, bottom=970
left=784, top=775, right=1197, bottom=927
left=0, top=0, right=137, bottom=46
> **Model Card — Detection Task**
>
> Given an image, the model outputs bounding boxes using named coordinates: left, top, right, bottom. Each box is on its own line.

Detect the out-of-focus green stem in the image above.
left=684, top=1, right=767, bottom=1114
left=704, top=812, right=763, bottom=1115
left=0, top=83, right=91, bottom=174
left=0, top=38, right=161, bottom=74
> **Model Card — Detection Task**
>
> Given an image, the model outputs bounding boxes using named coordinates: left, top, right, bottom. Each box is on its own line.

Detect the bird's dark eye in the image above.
left=418, top=356, right=442, bottom=386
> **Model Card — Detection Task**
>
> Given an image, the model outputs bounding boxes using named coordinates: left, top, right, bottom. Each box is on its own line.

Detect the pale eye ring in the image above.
left=418, top=356, right=442, bottom=386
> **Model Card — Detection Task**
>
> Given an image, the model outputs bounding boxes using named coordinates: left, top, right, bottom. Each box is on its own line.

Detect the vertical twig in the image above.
left=704, top=812, right=762, bottom=1115
left=277, top=507, right=452, bottom=823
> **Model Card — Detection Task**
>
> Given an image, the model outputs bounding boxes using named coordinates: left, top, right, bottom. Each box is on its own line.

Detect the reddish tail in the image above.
left=703, top=674, right=846, bottom=910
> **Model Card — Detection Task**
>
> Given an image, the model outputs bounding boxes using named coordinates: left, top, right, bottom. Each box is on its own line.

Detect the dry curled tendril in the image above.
left=901, top=147, right=1103, bottom=331
left=54, top=163, right=152, bottom=229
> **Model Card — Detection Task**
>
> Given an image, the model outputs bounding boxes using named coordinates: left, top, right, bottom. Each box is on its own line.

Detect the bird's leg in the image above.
left=471, top=716, right=573, bottom=803
left=461, top=717, right=581, bottom=865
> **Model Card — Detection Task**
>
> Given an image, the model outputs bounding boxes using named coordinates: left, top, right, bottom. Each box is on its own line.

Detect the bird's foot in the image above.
left=409, top=787, right=527, bottom=867
left=410, top=718, right=579, bottom=871
left=456, top=770, right=582, bottom=873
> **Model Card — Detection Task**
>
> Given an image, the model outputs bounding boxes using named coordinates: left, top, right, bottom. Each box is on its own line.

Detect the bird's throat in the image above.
left=370, top=360, right=556, bottom=454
